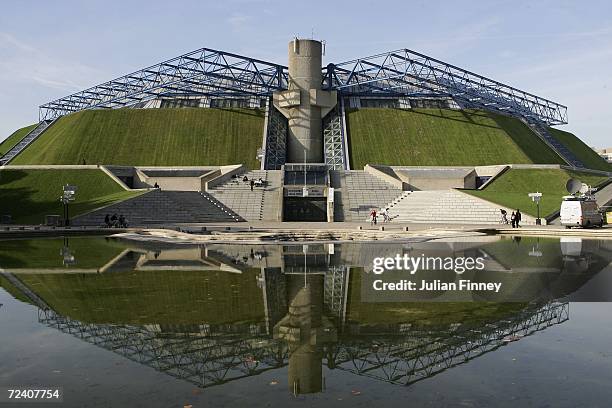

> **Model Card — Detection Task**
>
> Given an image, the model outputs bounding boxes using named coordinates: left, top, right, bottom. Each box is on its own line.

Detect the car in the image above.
left=560, top=196, right=603, bottom=228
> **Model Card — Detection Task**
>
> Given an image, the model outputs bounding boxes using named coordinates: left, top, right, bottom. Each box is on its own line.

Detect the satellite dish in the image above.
left=566, top=178, right=581, bottom=194
left=579, top=183, right=589, bottom=194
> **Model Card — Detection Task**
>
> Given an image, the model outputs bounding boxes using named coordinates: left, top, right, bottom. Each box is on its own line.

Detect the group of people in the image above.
left=500, top=208, right=522, bottom=228
left=104, top=213, right=128, bottom=228
left=242, top=175, right=265, bottom=191
left=369, top=207, right=392, bottom=225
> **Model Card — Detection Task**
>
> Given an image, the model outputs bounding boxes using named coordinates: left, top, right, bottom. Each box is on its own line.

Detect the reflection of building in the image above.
left=32, top=300, right=568, bottom=391
left=3, top=237, right=610, bottom=395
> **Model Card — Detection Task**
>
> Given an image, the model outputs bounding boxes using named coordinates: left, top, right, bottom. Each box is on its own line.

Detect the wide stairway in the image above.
left=0, top=119, right=55, bottom=165
left=385, top=190, right=510, bottom=225
left=208, top=170, right=282, bottom=221
left=331, top=170, right=403, bottom=222
left=73, top=190, right=243, bottom=226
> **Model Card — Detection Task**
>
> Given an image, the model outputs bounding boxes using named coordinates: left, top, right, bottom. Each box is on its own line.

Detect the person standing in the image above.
left=250, top=179, right=255, bottom=191
left=511, top=211, right=516, bottom=228
left=515, top=209, right=522, bottom=228
left=370, top=208, right=377, bottom=225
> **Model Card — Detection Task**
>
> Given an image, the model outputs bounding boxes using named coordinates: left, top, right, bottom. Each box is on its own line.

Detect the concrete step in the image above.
left=383, top=190, right=538, bottom=225
left=209, top=170, right=282, bottom=221
left=73, top=190, right=243, bottom=226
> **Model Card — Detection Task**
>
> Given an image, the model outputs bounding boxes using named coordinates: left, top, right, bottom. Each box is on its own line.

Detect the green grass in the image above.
left=0, top=169, right=141, bottom=224
left=0, top=124, right=37, bottom=156
left=481, top=237, right=564, bottom=269
left=0, top=237, right=128, bottom=269
left=11, top=108, right=265, bottom=169
left=467, top=168, right=610, bottom=217
left=346, top=268, right=526, bottom=327
left=346, top=108, right=566, bottom=168
left=18, top=269, right=265, bottom=325
left=548, top=127, right=611, bottom=171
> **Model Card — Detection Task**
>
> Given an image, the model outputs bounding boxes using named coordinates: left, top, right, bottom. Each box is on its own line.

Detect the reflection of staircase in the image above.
left=386, top=190, right=536, bottom=225
left=209, top=170, right=282, bottom=221
left=73, top=190, right=243, bottom=225
left=331, top=170, right=403, bottom=222
left=0, top=119, right=56, bottom=165
left=526, top=120, right=585, bottom=168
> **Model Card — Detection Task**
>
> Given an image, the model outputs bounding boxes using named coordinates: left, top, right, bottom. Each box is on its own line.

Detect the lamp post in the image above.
left=60, top=185, right=77, bottom=226
left=528, top=192, right=542, bottom=225
left=302, top=148, right=308, bottom=198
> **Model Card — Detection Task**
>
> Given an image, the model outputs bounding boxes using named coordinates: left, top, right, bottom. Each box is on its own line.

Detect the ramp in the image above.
left=527, top=120, right=585, bottom=168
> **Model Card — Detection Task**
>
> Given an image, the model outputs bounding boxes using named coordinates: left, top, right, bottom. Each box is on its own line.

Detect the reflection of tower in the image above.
left=273, top=274, right=337, bottom=394
left=273, top=39, right=337, bottom=163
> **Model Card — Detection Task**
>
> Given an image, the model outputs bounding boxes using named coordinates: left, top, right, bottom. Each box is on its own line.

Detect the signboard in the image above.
left=528, top=192, right=542, bottom=203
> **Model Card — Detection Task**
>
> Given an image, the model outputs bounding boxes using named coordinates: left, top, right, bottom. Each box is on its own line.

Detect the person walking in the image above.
left=250, top=179, right=255, bottom=191
left=382, top=207, right=390, bottom=223
left=515, top=209, right=522, bottom=228
left=370, top=208, right=377, bottom=225
left=511, top=211, right=516, bottom=228
left=500, top=209, right=508, bottom=224
left=104, top=214, right=110, bottom=228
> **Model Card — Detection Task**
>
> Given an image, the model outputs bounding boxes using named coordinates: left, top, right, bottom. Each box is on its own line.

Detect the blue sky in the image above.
left=1, top=0, right=611, bottom=146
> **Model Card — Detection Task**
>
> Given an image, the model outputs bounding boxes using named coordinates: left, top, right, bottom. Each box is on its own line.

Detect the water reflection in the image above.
left=1, top=236, right=610, bottom=395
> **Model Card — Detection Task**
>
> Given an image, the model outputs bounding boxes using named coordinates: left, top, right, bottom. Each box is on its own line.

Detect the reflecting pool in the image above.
left=1, top=236, right=611, bottom=407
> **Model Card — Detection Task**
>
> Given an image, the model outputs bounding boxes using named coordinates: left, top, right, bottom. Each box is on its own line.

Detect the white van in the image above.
left=560, top=196, right=603, bottom=228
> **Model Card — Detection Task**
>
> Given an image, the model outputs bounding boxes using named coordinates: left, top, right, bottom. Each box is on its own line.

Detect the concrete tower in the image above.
left=274, top=39, right=336, bottom=163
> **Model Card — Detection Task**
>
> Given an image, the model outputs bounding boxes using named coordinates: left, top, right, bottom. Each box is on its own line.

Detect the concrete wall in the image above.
left=366, top=165, right=478, bottom=190
left=127, top=165, right=244, bottom=192
left=405, top=174, right=475, bottom=190
left=136, top=176, right=203, bottom=191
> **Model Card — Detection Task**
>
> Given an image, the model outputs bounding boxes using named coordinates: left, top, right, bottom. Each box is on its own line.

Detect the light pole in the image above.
left=528, top=192, right=542, bottom=225
left=60, top=185, right=77, bottom=226
left=302, top=148, right=308, bottom=198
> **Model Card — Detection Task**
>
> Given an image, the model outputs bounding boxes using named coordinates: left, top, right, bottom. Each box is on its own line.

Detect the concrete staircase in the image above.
left=208, top=170, right=282, bottom=221
left=331, top=170, right=403, bottom=222
left=0, top=119, right=56, bottom=165
left=385, top=190, right=538, bottom=225
left=73, top=190, right=243, bottom=226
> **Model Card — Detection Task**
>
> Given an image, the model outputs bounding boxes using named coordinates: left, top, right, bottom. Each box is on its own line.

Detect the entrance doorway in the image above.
left=283, top=197, right=327, bottom=222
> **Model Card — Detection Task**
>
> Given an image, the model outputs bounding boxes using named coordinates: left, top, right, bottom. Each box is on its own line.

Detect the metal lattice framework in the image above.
left=39, top=48, right=288, bottom=120
left=322, top=106, right=347, bottom=170
left=38, top=309, right=288, bottom=389
left=263, top=105, right=288, bottom=170
left=330, top=301, right=569, bottom=385
left=323, top=49, right=568, bottom=125
left=323, top=265, right=350, bottom=321
left=34, top=300, right=567, bottom=390
left=39, top=45, right=567, bottom=127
